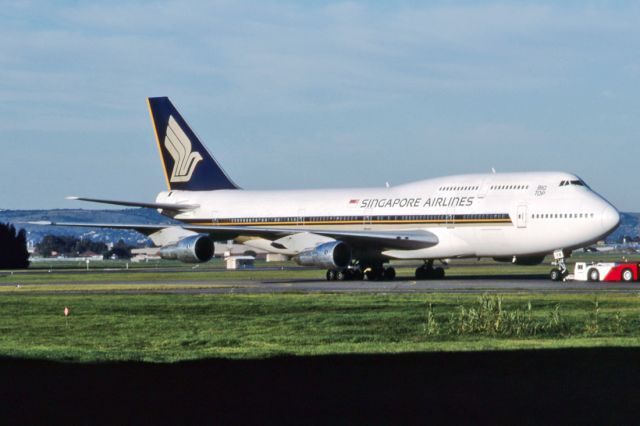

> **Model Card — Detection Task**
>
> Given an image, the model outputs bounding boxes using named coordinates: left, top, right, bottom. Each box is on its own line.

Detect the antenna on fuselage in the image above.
left=491, top=168, right=496, bottom=174
left=385, top=182, right=390, bottom=188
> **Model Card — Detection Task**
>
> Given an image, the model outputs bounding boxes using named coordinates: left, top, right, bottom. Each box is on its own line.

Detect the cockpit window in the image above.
left=559, top=179, right=587, bottom=187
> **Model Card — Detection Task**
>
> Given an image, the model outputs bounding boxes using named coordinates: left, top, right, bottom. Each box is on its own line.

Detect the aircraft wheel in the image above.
left=352, top=269, right=364, bottom=281
left=622, top=268, right=634, bottom=282
left=415, top=266, right=429, bottom=280
left=326, top=270, right=336, bottom=281
left=336, top=270, right=347, bottom=281
left=383, top=267, right=396, bottom=281
left=587, top=268, right=600, bottom=282
left=549, top=268, right=562, bottom=282
left=365, top=266, right=383, bottom=281
left=433, top=267, right=445, bottom=279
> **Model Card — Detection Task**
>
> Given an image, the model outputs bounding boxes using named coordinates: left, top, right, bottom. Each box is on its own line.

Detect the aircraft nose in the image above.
left=601, top=204, right=621, bottom=234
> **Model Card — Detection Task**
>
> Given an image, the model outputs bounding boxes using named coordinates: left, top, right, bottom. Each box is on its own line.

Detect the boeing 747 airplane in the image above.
left=37, top=97, right=621, bottom=281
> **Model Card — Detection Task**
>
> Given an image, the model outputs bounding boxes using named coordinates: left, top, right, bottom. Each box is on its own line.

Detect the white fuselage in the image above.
left=156, top=171, right=620, bottom=260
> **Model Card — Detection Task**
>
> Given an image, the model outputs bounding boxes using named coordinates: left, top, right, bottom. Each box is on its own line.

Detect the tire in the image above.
left=336, top=270, right=346, bottom=281
left=352, top=269, right=364, bottom=281
left=434, top=267, right=445, bottom=279
left=588, top=268, right=600, bottom=282
left=622, top=268, right=634, bottom=282
left=326, top=270, right=336, bottom=281
left=344, top=269, right=355, bottom=281
left=383, top=267, right=396, bottom=281
left=549, top=268, right=562, bottom=282
left=416, top=266, right=435, bottom=280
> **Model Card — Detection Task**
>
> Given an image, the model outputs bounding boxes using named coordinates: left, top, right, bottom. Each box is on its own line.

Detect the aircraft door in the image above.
left=363, top=208, right=373, bottom=230
left=297, top=209, right=306, bottom=227
left=477, top=178, right=490, bottom=199
left=516, top=204, right=528, bottom=228
left=446, top=205, right=456, bottom=229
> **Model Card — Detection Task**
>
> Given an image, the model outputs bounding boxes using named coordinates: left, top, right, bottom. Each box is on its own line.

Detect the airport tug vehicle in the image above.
left=567, top=262, right=640, bottom=282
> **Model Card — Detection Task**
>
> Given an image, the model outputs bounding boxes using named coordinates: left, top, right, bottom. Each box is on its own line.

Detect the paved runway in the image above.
left=8, top=273, right=640, bottom=293
left=170, top=276, right=640, bottom=294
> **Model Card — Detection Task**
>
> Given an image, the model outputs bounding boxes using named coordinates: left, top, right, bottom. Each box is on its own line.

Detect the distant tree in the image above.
left=103, top=239, right=132, bottom=260
left=72, top=239, right=108, bottom=255
left=0, top=223, right=30, bottom=269
left=36, top=235, right=76, bottom=257
left=36, top=235, right=108, bottom=257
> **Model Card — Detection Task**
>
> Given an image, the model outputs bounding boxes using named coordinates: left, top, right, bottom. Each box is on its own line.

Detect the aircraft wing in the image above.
left=65, top=197, right=199, bottom=211
left=28, top=222, right=438, bottom=250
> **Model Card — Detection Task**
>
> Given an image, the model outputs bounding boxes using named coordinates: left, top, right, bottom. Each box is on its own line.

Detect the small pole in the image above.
left=64, top=306, right=70, bottom=328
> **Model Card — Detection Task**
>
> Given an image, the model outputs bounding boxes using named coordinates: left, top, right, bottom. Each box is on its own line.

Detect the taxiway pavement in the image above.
left=6, top=273, right=640, bottom=294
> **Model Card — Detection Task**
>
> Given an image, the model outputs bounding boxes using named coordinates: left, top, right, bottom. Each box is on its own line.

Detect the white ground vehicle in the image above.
left=569, top=262, right=639, bottom=282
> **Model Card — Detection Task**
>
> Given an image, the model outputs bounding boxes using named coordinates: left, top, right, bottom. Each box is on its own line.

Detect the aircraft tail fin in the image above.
left=147, top=97, right=240, bottom=191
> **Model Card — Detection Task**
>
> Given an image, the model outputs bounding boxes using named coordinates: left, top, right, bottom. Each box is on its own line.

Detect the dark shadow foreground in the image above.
left=2, top=348, right=639, bottom=424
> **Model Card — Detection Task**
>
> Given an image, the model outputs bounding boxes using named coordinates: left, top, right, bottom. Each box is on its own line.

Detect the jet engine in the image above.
left=159, top=234, right=214, bottom=263
left=293, top=241, right=351, bottom=269
left=493, top=255, right=546, bottom=266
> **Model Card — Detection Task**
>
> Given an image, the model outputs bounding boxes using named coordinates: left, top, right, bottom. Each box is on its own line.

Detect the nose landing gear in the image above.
left=550, top=249, right=569, bottom=282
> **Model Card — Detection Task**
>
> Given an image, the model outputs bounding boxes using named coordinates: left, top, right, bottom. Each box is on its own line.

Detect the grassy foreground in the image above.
left=2, top=292, right=640, bottom=362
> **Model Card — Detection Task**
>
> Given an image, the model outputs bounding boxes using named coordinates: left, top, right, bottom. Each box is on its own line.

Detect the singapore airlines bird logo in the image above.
left=164, top=116, right=203, bottom=182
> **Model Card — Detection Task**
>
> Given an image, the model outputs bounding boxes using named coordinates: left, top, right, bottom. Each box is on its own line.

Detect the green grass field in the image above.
left=3, top=253, right=640, bottom=362
left=2, top=292, right=640, bottom=362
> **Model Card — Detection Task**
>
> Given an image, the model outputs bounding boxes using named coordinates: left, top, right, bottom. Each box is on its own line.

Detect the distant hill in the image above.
left=0, top=209, right=178, bottom=246
left=0, top=208, right=636, bottom=246
left=608, top=212, right=640, bottom=243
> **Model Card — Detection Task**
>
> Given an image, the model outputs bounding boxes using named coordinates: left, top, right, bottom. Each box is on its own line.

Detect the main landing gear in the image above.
left=414, top=260, right=445, bottom=280
left=549, top=249, right=569, bottom=282
left=325, top=264, right=396, bottom=281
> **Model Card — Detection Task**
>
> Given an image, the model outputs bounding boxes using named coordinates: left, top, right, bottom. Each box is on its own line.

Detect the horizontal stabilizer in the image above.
left=66, top=196, right=199, bottom=211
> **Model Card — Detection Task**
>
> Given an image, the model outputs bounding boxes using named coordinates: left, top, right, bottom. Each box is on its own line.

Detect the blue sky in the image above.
left=2, top=1, right=639, bottom=210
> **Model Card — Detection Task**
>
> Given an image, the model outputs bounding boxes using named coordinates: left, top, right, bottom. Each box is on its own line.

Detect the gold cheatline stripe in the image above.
left=184, top=219, right=512, bottom=226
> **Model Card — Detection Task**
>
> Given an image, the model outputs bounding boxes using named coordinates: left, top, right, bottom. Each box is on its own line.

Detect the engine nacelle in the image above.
left=493, top=255, right=546, bottom=266
left=159, top=234, right=214, bottom=263
left=293, top=241, right=351, bottom=269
